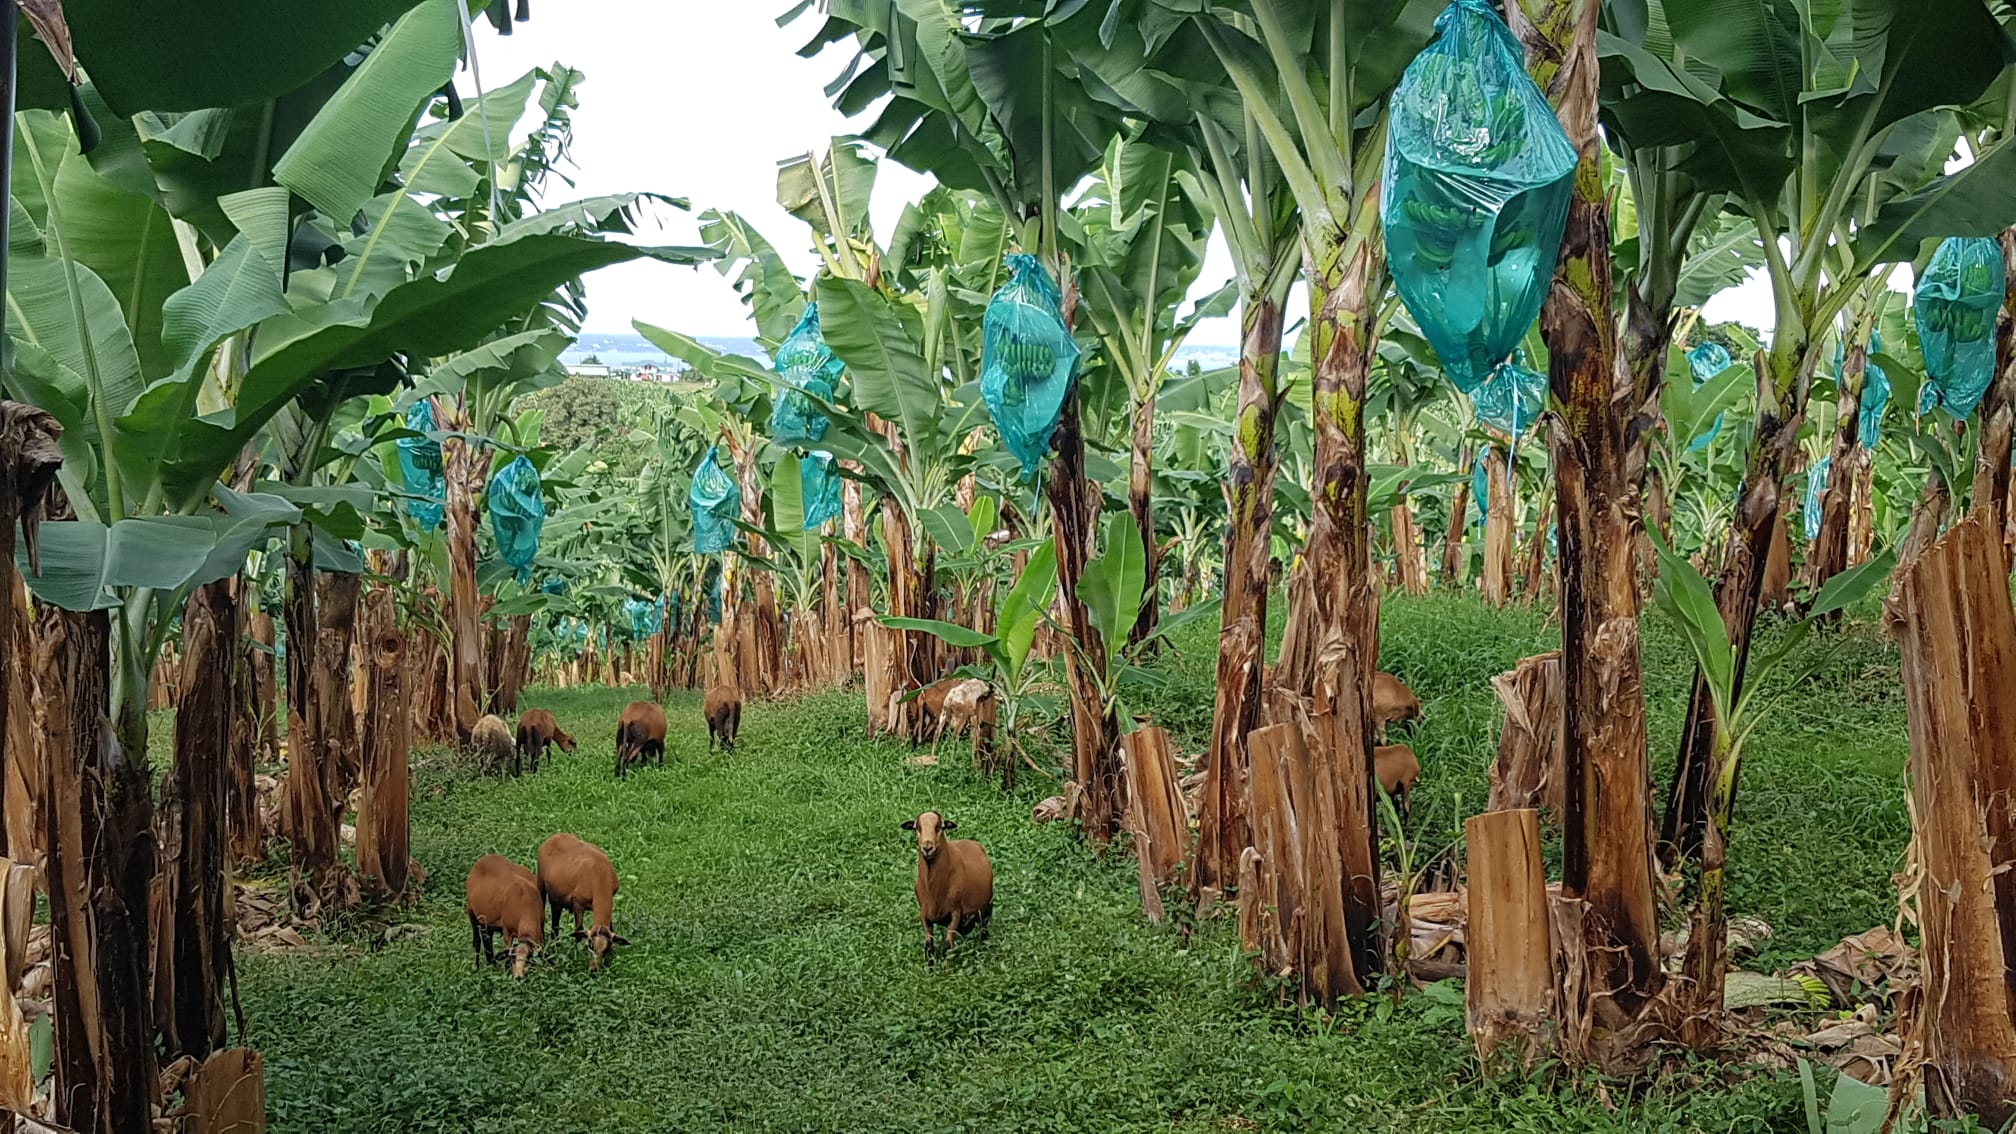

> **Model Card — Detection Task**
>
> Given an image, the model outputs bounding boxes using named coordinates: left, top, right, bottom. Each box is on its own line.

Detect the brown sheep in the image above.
left=471, top=714, right=516, bottom=776
left=900, top=811, right=994, bottom=961
left=904, top=677, right=962, bottom=743
left=1373, top=671, right=1422, bottom=741
left=465, top=854, right=545, bottom=978
left=704, top=683, right=741, bottom=752
left=1374, top=744, right=1421, bottom=816
left=515, top=708, right=576, bottom=773
left=535, top=833, right=629, bottom=971
left=614, top=701, right=667, bottom=779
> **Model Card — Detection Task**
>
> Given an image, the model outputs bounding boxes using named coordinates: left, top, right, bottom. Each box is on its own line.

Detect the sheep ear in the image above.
left=611, top=934, right=631, bottom=946
left=899, top=819, right=916, bottom=831
left=941, top=819, right=957, bottom=831
left=572, top=929, right=588, bottom=941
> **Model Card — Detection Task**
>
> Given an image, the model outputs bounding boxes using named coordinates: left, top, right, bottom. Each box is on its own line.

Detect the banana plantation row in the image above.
left=2, top=0, right=2016, bottom=1130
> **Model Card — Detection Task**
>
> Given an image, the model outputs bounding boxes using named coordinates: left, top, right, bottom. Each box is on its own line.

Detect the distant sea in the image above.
left=564, top=332, right=1242, bottom=373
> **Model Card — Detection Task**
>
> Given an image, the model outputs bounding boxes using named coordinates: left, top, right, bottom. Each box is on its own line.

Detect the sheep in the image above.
left=470, top=714, right=516, bottom=776
left=515, top=708, right=576, bottom=773
left=905, top=676, right=962, bottom=744
left=535, top=833, right=628, bottom=971
left=932, top=678, right=992, bottom=760
left=1374, top=743, right=1421, bottom=816
left=1373, top=671, right=1422, bottom=741
left=704, top=682, right=741, bottom=752
left=900, top=810, right=994, bottom=961
left=465, top=854, right=545, bottom=978
left=614, top=701, right=666, bottom=779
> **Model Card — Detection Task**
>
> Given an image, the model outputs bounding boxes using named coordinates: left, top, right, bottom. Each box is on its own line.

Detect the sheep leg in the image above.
left=942, top=918, right=959, bottom=957
left=548, top=897, right=561, bottom=939
left=470, top=913, right=485, bottom=968
left=922, top=921, right=937, bottom=962
left=655, top=739, right=665, bottom=767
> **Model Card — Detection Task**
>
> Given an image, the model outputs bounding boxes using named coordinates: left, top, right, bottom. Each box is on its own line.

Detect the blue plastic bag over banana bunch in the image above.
left=1859, top=332, right=1891, bottom=448
left=982, top=254, right=1082, bottom=479
left=539, top=577, right=567, bottom=596
left=802, top=450, right=843, bottom=530
left=1804, top=455, right=1832, bottom=542
left=396, top=400, right=446, bottom=531
left=486, top=455, right=546, bottom=581
left=1384, top=0, right=1577, bottom=393
left=624, top=596, right=664, bottom=641
left=1684, top=342, right=1732, bottom=451
left=1470, top=354, right=1546, bottom=439
left=1471, top=460, right=1490, bottom=529
left=770, top=303, right=842, bottom=445
left=690, top=446, right=741, bottom=555
left=1914, top=237, right=2003, bottom=418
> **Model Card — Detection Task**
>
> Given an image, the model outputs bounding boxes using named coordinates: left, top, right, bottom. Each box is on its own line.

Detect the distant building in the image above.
left=567, top=363, right=611, bottom=378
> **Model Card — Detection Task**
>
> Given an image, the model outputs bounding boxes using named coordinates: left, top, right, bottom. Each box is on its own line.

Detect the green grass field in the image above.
left=237, top=594, right=1910, bottom=1132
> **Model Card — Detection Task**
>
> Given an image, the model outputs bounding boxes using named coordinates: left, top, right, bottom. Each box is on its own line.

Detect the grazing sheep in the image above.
left=1374, top=744, right=1421, bottom=816
left=465, top=854, right=545, bottom=978
left=904, top=676, right=962, bottom=743
left=1373, top=671, right=1422, bottom=740
left=471, top=714, right=516, bottom=776
left=704, top=682, right=742, bottom=752
left=515, top=708, right=576, bottom=773
left=614, top=701, right=667, bottom=779
left=535, top=833, right=628, bottom=971
left=900, top=811, right=994, bottom=961
left=933, top=678, right=992, bottom=759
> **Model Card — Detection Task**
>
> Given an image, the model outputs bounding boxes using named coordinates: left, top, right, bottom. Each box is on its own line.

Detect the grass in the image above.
left=238, top=591, right=1909, bottom=1132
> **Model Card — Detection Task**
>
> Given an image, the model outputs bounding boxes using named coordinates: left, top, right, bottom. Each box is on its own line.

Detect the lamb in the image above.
left=1373, top=671, right=1423, bottom=740
left=1374, top=743, right=1422, bottom=816
left=932, top=678, right=992, bottom=760
left=465, top=854, right=545, bottom=978
left=614, top=701, right=666, bottom=779
left=470, top=714, right=517, bottom=776
left=704, top=682, right=741, bottom=752
left=535, top=833, right=629, bottom=971
left=906, top=676, right=961, bottom=743
left=515, top=708, right=576, bottom=773
left=900, top=811, right=994, bottom=961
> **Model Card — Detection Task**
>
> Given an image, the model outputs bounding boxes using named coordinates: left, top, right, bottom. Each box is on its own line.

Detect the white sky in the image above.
left=476, top=4, right=1792, bottom=344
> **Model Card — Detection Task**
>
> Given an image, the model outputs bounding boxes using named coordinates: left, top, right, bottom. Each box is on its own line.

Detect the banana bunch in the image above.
left=991, top=338, right=1058, bottom=407
left=1921, top=300, right=1992, bottom=344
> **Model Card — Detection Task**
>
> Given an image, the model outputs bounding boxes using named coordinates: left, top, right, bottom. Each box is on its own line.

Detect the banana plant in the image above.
left=4, top=0, right=708, bottom=754
left=1651, top=530, right=1896, bottom=1017
left=1600, top=0, right=2016, bottom=868
left=1071, top=132, right=1228, bottom=645
left=882, top=541, right=1059, bottom=786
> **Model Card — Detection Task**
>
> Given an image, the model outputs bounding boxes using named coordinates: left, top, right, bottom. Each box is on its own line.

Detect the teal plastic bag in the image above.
left=802, top=450, right=842, bottom=530
left=1471, top=460, right=1489, bottom=529
left=1471, top=355, right=1545, bottom=438
left=1834, top=332, right=1891, bottom=447
left=623, top=596, right=664, bottom=641
left=396, top=401, right=446, bottom=531
left=770, top=303, right=841, bottom=445
left=1804, top=455, right=1832, bottom=542
left=1914, top=237, right=2003, bottom=418
left=1384, top=0, right=1577, bottom=392
left=486, top=455, right=546, bottom=581
left=539, top=577, right=566, bottom=596
left=691, top=446, right=740, bottom=555
left=1685, top=342, right=1732, bottom=451
left=982, top=254, right=1082, bottom=478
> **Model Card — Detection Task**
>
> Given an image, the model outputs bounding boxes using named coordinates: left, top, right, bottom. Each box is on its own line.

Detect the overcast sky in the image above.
left=477, top=4, right=1790, bottom=344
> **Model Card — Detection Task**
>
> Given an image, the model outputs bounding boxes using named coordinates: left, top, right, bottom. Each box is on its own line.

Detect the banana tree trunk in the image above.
left=1283, top=237, right=1385, bottom=990
left=1808, top=339, right=1870, bottom=590
left=1892, top=510, right=2016, bottom=1127
left=1442, top=446, right=1473, bottom=588
left=842, top=469, right=867, bottom=675
left=1047, top=396, right=1124, bottom=843
left=42, top=606, right=158, bottom=1134
left=0, top=402, right=60, bottom=858
left=1127, top=390, right=1160, bottom=649
left=356, top=584, right=410, bottom=900
left=1976, top=229, right=2016, bottom=539
left=1510, top=0, right=1667, bottom=1059
left=280, top=526, right=334, bottom=912
left=159, top=581, right=235, bottom=1063
left=1481, top=447, right=1515, bottom=606
left=1195, top=293, right=1286, bottom=895
left=442, top=429, right=484, bottom=741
